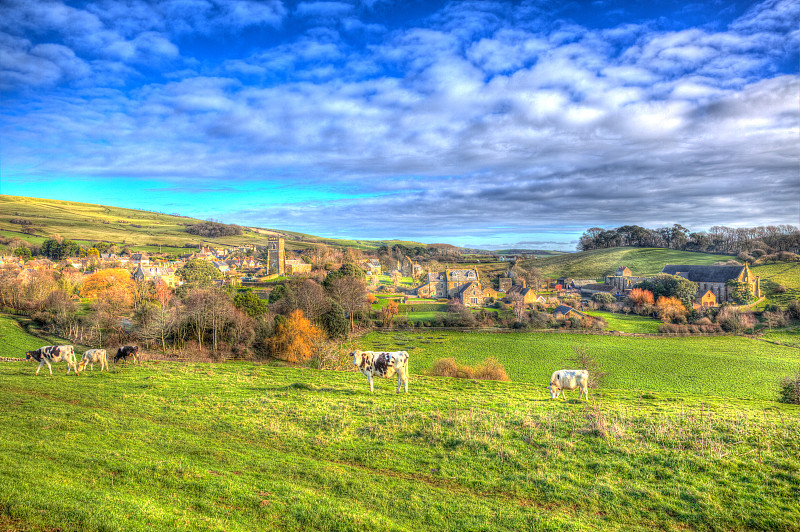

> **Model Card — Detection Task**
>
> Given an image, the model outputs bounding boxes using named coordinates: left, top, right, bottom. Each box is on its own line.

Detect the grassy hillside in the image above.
left=0, top=314, right=80, bottom=358
left=1, top=359, right=798, bottom=532
left=526, top=247, right=734, bottom=280
left=0, top=195, right=426, bottom=252
left=753, top=262, right=800, bottom=306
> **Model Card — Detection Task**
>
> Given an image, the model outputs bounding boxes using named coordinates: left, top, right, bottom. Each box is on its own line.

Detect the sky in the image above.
left=0, top=0, right=798, bottom=251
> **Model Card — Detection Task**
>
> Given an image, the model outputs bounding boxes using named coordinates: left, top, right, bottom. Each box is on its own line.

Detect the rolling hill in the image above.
left=525, top=246, right=736, bottom=280
left=0, top=195, right=427, bottom=253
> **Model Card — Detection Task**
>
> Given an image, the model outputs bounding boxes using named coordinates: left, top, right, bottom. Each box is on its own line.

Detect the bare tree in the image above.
left=295, top=279, right=330, bottom=322
left=328, top=275, right=368, bottom=330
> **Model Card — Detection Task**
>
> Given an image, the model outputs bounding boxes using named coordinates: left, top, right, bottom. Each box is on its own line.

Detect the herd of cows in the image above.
left=21, top=345, right=591, bottom=400
left=24, top=345, right=139, bottom=375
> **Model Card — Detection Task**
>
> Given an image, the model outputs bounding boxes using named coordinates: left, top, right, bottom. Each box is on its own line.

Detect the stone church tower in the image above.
left=267, top=237, right=285, bottom=275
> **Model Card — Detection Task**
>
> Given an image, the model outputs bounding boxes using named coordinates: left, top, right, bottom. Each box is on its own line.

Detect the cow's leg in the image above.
left=36, top=361, right=45, bottom=375
left=45, top=359, right=53, bottom=375
left=368, top=374, right=374, bottom=393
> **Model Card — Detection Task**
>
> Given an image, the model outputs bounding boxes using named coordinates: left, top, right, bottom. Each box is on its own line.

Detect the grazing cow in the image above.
left=547, top=369, right=590, bottom=401
left=25, top=345, right=79, bottom=376
left=78, top=349, right=108, bottom=372
left=352, top=350, right=409, bottom=394
left=113, top=345, right=139, bottom=364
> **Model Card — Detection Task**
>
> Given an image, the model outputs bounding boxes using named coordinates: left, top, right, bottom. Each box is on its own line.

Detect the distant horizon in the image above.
left=5, top=193, right=797, bottom=253
left=1, top=0, right=798, bottom=250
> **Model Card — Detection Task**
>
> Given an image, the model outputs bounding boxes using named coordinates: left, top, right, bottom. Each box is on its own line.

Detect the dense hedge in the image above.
left=398, top=304, right=448, bottom=313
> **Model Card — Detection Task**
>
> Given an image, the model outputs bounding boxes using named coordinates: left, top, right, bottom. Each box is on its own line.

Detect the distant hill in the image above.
left=526, top=247, right=735, bottom=280
left=0, top=195, right=428, bottom=253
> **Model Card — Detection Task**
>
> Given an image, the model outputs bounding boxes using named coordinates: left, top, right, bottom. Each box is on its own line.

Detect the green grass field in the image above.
left=581, top=310, right=661, bottom=334
left=357, top=331, right=799, bottom=401
left=1, top=359, right=798, bottom=532
left=2, top=315, right=799, bottom=531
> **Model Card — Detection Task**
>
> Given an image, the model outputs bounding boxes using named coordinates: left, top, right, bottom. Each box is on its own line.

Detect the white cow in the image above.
left=352, top=350, right=409, bottom=393
left=78, top=349, right=108, bottom=372
left=547, top=369, right=589, bottom=401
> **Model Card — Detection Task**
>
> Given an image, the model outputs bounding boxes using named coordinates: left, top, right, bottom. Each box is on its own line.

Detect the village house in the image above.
left=414, top=268, right=481, bottom=303
left=212, top=261, right=231, bottom=273
left=661, top=264, right=760, bottom=304
left=453, top=282, right=484, bottom=307
left=133, top=265, right=179, bottom=287
left=361, top=258, right=382, bottom=276
left=553, top=305, right=586, bottom=319
left=697, top=290, right=717, bottom=308
left=128, top=253, right=150, bottom=267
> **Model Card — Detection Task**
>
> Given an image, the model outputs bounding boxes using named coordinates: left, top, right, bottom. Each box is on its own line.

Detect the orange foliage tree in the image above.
left=81, top=268, right=134, bottom=299
left=628, top=288, right=654, bottom=306
left=269, top=309, right=324, bottom=364
left=655, top=296, right=686, bottom=321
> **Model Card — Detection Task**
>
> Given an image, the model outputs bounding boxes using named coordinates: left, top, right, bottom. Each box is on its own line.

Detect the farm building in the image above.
left=661, top=264, right=760, bottom=303
left=552, top=305, right=586, bottom=319
left=696, top=290, right=717, bottom=308
left=605, top=266, right=650, bottom=292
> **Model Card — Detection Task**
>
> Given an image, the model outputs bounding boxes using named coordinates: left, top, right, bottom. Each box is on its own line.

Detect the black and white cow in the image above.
left=352, top=350, right=409, bottom=393
left=113, top=345, right=139, bottom=364
left=25, top=345, right=79, bottom=376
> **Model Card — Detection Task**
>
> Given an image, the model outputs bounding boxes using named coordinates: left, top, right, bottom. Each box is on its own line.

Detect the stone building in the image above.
left=414, top=268, right=481, bottom=303
left=285, top=259, right=312, bottom=275
left=660, top=264, right=760, bottom=304
left=266, top=237, right=285, bottom=275
left=605, top=266, right=650, bottom=292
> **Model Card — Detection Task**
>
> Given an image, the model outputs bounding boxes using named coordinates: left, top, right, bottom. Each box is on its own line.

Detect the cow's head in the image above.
left=546, top=384, right=559, bottom=399
left=25, top=351, right=34, bottom=360
left=351, top=350, right=363, bottom=368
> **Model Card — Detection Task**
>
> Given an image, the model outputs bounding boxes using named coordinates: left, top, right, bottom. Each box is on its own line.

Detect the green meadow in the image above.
left=2, top=316, right=800, bottom=531
left=357, top=331, right=799, bottom=401
left=1, top=359, right=799, bottom=532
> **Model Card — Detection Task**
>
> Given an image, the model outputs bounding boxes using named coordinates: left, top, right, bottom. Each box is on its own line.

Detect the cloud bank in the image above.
left=1, top=0, right=798, bottom=249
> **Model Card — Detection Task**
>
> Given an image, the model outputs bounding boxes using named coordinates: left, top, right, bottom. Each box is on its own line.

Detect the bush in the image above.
left=566, top=345, right=606, bottom=388
left=428, top=357, right=511, bottom=381
left=774, top=285, right=787, bottom=294
left=778, top=374, right=800, bottom=404
left=592, top=292, right=616, bottom=304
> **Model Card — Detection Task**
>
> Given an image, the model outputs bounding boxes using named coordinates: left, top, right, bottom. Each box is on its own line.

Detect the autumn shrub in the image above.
left=655, top=296, right=686, bottom=321
left=473, top=358, right=511, bottom=381
left=429, top=357, right=511, bottom=381
left=778, top=374, right=800, bottom=404
left=628, top=288, right=655, bottom=306
left=269, top=309, right=324, bottom=364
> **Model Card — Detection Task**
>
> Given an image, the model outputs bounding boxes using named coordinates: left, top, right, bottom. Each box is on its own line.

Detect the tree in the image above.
left=726, top=280, right=754, bottom=305
left=81, top=269, right=134, bottom=299
left=655, top=296, right=686, bottom=321
left=327, top=275, right=368, bottom=330
left=13, top=247, right=31, bottom=261
left=592, top=292, right=615, bottom=304
left=176, top=259, right=222, bottom=286
left=635, top=274, right=697, bottom=311
left=294, top=279, right=330, bottom=322
left=320, top=300, right=349, bottom=338
left=380, top=300, right=399, bottom=327
left=234, top=290, right=268, bottom=318
left=183, top=287, right=234, bottom=351
left=269, top=309, right=324, bottom=364
left=627, top=288, right=654, bottom=306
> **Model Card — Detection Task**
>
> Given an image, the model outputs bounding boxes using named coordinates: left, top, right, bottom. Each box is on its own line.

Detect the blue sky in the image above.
left=1, top=0, right=798, bottom=250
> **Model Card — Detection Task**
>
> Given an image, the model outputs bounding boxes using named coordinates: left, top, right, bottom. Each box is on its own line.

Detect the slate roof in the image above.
left=660, top=265, right=745, bottom=284
left=553, top=305, right=585, bottom=317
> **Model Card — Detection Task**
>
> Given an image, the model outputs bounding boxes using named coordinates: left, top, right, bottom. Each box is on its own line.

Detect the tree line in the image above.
left=577, top=224, right=800, bottom=256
